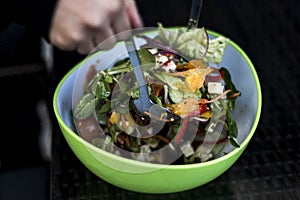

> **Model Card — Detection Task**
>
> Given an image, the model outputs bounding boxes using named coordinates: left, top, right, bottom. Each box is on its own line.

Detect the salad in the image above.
left=73, top=24, right=241, bottom=164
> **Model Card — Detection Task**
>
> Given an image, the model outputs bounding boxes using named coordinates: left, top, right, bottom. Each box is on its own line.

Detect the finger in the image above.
left=93, top=27, right=117, bottom=50
left=111, top=7, right=132, bottom=41
left=77, top=39, right=95, bottom=55
left=123, top=0, right=143, bottom=28
left=112, top=7, right=131, bottom=34
left=49, top=27, right=79, bottom=51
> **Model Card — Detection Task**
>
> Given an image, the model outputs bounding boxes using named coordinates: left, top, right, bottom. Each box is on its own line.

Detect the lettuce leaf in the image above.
left=157, top=23, right=229, bottom=64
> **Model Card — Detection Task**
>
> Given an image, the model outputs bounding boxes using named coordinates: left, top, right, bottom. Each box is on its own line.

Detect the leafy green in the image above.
left=229, top=137, right=240, bottom=148
left=97, top=100, right=111, bottom=114
left=209, top=94, right=240, bottom=148
left=220, top=67, right=241, bottom=101
left=168, top=87, right=202, bottom=104
left=94, top=81, right=111, bottom=99
left=137, top=48, right=156, bottom=65
left=150, top=94, right=163, bottom=106
left=157, top=23, right=229, bottom=64
left=151, top=71, right=184, bottom=91
left=74, top=93, right=97, bottom=119
left=88, top=72, right=112, bottom=99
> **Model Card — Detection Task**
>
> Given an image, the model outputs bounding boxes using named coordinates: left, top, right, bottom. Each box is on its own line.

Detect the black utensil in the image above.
left=125, top=36, right=180, bottom=122
left=187, top=0, right=204, bottom=30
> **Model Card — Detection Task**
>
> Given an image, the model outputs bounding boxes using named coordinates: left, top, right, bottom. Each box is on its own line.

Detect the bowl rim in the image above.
left=53, top=28, right=262, bottom=170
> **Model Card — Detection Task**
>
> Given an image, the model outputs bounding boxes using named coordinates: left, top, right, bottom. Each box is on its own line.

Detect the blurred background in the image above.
left=1, top=0, right=299, bottom=199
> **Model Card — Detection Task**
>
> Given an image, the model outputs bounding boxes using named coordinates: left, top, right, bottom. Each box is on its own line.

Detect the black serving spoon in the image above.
left=187, top=0, right=204, bottom=30
left=124, top=36, right=180, bottom=122
left=124, top=0, right=203, bottom=122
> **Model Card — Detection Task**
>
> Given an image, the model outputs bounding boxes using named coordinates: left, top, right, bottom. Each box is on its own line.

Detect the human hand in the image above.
left=49, top=0, right=143, bottom=54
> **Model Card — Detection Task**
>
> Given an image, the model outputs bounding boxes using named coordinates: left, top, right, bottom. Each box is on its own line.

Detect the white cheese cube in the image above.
left=207, top=82, right=224, bottom=94
left=156, top=55, right=169, bottom=65
left=155, top=55, right=177, bottom=72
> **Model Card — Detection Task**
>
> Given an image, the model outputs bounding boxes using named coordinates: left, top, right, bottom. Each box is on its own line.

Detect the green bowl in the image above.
left=53, top=29, right=262, bottom=194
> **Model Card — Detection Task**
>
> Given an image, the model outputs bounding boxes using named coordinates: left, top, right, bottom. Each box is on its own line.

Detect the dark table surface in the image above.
left=51, top=0, right=300, bottom=199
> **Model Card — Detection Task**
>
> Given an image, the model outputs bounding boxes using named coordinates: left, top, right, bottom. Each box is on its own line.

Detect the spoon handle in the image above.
left=125, top=36, right=147, bottom=87
left=125, top=36, right=151, bottom=112
left=187, top=0, right=204, bottom=30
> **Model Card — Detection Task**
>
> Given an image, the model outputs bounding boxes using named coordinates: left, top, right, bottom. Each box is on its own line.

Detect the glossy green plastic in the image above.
left=53, top=29, right=262, bottom=194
